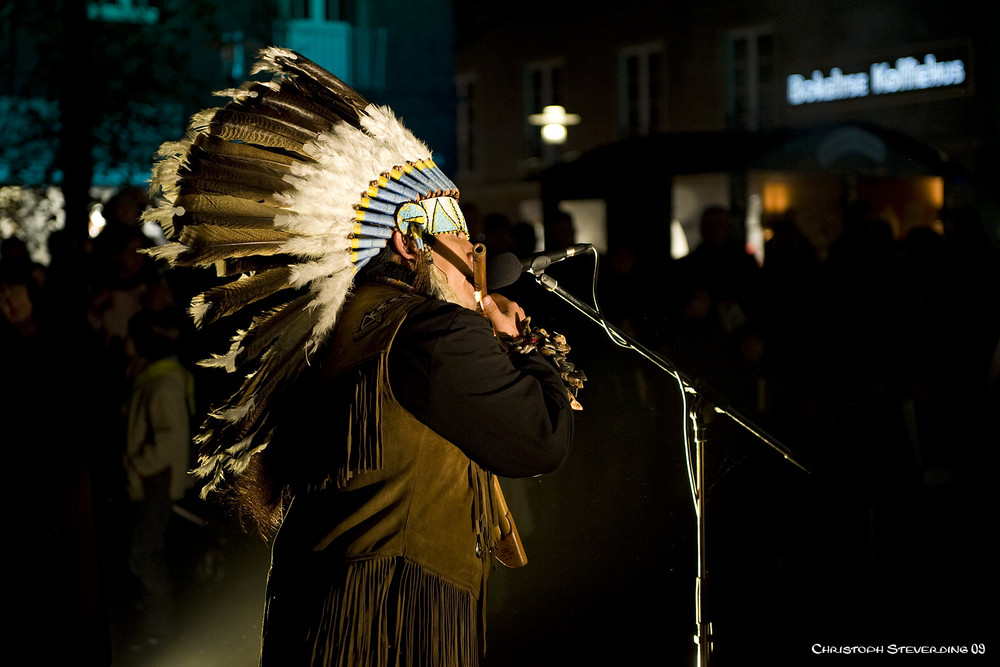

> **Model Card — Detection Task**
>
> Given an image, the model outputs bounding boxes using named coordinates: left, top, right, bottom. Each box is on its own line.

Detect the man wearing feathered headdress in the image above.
left=144, top=47, right=579, bottom=665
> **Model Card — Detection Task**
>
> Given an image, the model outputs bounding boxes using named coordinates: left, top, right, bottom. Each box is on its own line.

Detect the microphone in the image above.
left=519, top=243, right=593, bottom=274
left=485, top=243, right=593, bottom=290
left=485, top=252, right=522, bottom=290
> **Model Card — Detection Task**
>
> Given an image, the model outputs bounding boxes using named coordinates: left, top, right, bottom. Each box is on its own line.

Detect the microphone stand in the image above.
left=530, top=268, right=810, bottom=667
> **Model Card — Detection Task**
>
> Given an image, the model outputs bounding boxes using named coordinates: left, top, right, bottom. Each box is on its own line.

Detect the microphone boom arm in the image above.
left=531, top=265, right=809, bottom=667
left=531, top=269, right=809, bottom=473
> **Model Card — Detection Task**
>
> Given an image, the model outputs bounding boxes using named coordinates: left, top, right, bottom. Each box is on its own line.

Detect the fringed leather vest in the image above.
left=262, top=284, right=499, bottom=667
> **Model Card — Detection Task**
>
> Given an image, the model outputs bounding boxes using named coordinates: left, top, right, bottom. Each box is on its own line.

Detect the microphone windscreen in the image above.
left=486, top=252, right=522, bottom=290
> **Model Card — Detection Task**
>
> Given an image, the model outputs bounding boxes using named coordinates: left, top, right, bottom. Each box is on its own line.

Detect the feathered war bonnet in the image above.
left=142, top=46, right=468, bottom=496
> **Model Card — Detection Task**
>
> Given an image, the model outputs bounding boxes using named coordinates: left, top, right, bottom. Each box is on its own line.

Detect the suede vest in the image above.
left=317, top=283, right=496, bottom=590
left=266, top=284, right=498, bottom=666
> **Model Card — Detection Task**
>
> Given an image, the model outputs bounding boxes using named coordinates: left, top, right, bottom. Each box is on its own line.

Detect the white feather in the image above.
left=305, top=268, right=355, bottom=349
left=208, top=402, right=255, bottom=427
left=143, top=241, right=187, bottom=264
left=287, top=253, right=352, bottom=288
left=251, top=46, right=297, bottom=75
left=189, top=296, right=211, bottom=328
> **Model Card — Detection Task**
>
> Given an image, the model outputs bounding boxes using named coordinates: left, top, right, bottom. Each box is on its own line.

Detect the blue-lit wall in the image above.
left=1, top=0, right=457, bottom=190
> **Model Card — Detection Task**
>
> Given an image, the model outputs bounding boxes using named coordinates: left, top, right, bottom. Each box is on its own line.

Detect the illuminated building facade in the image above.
left=454, top=1, right=998, bottom=259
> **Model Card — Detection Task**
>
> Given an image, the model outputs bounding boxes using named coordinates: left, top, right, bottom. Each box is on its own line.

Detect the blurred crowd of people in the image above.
left=2, top=191, right=998, bottom=664
left=1, top=188, right=214, bottom=665
left=467, top=202, right=1000, bottom=494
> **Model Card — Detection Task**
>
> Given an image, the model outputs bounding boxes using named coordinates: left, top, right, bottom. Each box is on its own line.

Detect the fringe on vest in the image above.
left=333, top=348, right=501, bottom=565
left=337, top=354, right=385, bottom=488
left=314, top=294, right=504, bottom=661
left=307, top=557, right=481, bottom=667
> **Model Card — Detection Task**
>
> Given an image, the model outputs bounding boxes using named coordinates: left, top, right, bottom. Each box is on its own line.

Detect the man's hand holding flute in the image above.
left=473, top=241, right=525, bottom=338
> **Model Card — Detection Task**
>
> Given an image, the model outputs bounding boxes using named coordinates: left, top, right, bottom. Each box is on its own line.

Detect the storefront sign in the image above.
left=787, top=54, right=966, bottom=106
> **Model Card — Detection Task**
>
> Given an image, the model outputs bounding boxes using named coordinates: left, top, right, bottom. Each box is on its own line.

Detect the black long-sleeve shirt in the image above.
left=387, top=298, right=573, bottom=478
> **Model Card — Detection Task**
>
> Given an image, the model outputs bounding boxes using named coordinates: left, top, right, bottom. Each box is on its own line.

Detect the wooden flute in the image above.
left=473, top=242, right=487, bottom=309
left=472, top=242, right=528, bottom=568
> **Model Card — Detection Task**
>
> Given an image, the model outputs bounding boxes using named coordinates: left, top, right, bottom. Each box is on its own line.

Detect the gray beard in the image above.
left=428, top=262, right=479, bottom=312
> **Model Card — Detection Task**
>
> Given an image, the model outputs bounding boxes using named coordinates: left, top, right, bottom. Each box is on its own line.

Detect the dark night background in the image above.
left=1, top=1, right=997, bottom=665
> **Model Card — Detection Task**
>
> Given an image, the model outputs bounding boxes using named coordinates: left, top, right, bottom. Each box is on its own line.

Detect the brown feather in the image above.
left=176, top=224, right=293, bottom=266
left=177, top=172, right=289, bottom=206
left=217, top=322, right=312, bottom=442
left=192, top=133, right=300, bottom=171
left=214, top=253, right=297, bottom=277
left=232, top=292, right=314, bottom=368
left=175, top=193, right=281, bottom=220
left=231, top=83, right=338, bottom=134
left=206, top=109, right=313, bottom=154
left=177, top=211, right=283, bottom=232
left=184, top=146, right=294, bottom=190
left=193, top=266, right=295, bottom=326
left=267, top=50, right=370, bottom=114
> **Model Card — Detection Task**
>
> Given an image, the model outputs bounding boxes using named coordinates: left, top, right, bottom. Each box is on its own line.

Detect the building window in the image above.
left=524, top=60, right=564, bottom=160
left=726, top=27, right=775, bottom=131
left=285, top=0, right=346, bottom=21
left=288, top=0, right=310, bottom=18
left=619, top=43, right=664, bottom=137
left=455, top=74, right=478, bottom=175
left=275, top=0, right=359, bottom=86
left=221, top=31, right=248, bottom=82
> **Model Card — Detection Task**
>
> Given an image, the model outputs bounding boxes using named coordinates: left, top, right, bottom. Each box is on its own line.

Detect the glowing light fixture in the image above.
left=762, top=181, right=790, bottom=214
left=528, top=105, right=581, bottom=145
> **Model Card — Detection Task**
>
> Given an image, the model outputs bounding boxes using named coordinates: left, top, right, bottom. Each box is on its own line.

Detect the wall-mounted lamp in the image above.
left=528, top=105, right=581, bottom=145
